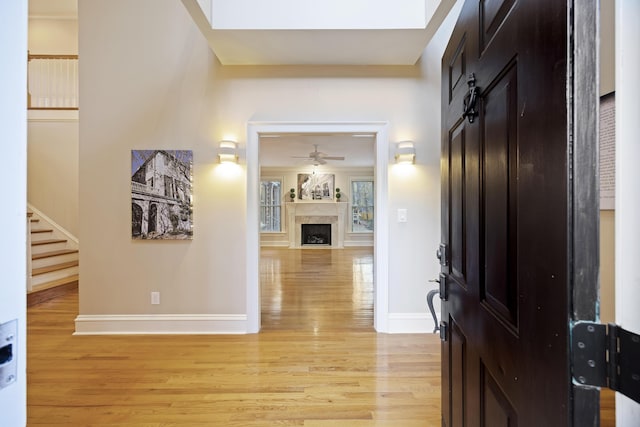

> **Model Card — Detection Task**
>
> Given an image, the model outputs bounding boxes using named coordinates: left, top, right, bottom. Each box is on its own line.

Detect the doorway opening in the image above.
left=246, top=121, right=390, bottom=333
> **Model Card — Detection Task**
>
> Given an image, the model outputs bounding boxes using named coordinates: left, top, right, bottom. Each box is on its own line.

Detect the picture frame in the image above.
left=297, top=173, right=335, bottom=201
left=131, top=149, right=193, bottom=239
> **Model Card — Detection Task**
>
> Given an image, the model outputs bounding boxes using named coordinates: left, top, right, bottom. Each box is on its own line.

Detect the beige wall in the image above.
left=600, top=0, right=615, bottom=97
left=27, top=112, right=79, bottom=236
left=29, top=18, right=77, bottom=54
left=78, top=0, right=456, bottom=323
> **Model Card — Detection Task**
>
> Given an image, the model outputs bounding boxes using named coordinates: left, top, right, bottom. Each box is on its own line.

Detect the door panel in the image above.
left=449, top=318, right=467, bottom=427
left=480, top=60, right=518, bottom=330
left=450, top=124, right=467, bottom=283
left=481, top=362, right=518, bottom=427
left=480, top=0, right=517, bottom=51
left=448, top=38, right=467, bottom=105
left=440, top=1, right=598, bottom=426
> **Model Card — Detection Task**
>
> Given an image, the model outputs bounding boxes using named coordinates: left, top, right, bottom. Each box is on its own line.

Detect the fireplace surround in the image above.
left=286, top=202, right=347, bottom=248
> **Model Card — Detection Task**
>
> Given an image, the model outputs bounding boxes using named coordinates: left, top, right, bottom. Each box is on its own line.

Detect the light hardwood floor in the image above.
left=27, top=247, right=614, bottom=426
left=27, top=248, right=441, bottom=426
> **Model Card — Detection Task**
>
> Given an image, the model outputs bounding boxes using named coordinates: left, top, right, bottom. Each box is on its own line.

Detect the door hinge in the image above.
left=571, top=321, right=640, bottom=404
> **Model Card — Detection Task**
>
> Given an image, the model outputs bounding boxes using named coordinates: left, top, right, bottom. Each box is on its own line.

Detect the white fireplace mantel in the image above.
left=286, top=202, right=348, bottom=248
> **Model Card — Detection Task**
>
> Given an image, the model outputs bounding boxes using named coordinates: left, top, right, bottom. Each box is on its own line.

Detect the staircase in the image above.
left=27, top=210, right=79, bottom=306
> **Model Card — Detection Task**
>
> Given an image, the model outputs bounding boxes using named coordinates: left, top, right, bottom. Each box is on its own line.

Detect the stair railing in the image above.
left=28, top=53, right=79, bottom=110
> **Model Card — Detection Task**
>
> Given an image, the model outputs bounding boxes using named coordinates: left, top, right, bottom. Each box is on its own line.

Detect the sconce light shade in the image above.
left=219, top=140, right=238, bottom=164
left=395, top=141, right=416, bottom=164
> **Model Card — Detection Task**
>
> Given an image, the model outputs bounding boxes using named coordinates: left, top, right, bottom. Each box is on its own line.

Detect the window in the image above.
left=260, top=179, right=282, bottom=232
left=351, top=179, right=374, bottom=232
left=164, top=176, right=174, bottom=198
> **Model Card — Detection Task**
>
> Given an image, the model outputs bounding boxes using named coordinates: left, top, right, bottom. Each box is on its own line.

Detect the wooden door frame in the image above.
left=570, top=1, right=600, bottom=424
left=246, top=121, right=390, bottom=333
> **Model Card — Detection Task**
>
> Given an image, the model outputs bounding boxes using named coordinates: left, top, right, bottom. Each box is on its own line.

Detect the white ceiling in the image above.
left=182, top=0, right=457, bottom=66
left=205, top=29, right=430, bottom=66
left=259, top=133, right=375, bottom=168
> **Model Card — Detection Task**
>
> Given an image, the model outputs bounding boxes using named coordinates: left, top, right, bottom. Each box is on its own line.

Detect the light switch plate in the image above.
left=151, top=292, right=160, bottom=305
left=0, top=319, right=17, bottom=390
left=397, top=209, right=408, bottom=223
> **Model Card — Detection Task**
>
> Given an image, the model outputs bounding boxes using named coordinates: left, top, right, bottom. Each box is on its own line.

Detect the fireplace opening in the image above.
left=301, top=224, right=331, bottom=246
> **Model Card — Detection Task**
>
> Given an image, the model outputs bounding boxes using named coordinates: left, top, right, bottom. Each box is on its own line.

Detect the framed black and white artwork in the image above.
left=131, top=150, right=193, bottom=239
left=297, top=173, right=335, bottom=201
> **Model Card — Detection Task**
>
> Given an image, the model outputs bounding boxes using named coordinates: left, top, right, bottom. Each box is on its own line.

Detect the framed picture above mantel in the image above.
left=297, top=173, right=335, bottom=201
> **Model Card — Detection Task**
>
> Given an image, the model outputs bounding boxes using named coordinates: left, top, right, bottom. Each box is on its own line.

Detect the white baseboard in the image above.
left=260, top=242, right=290, bottom=247
left=74, top=313, right=437, bottom=335
left=74, top=314, right=248, bottom=335
left=387, top=312, right=440, bottom=334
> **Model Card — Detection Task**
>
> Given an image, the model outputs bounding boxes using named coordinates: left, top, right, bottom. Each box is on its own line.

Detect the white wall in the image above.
left=27, top=18, right=79, bottom=237
left=77, top=0, right=458, bottom=333
left=0, top=1, right=28, bottom=425
left=260, top=166, right=374, bottom=247
left=615, top=0, right=640, bottom=422
left=388, top=0, right=462, bottom=324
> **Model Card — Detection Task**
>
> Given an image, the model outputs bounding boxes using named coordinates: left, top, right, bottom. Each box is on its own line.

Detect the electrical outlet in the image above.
left=151, top=292, right=160, bottom=305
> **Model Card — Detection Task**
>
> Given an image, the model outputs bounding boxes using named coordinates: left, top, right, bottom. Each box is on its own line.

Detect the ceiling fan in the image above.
left=292, top=144, right=345, bottom=165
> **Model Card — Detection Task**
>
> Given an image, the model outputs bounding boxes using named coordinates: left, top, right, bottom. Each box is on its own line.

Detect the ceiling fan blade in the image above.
left=322, top=156, right=344, bottom=160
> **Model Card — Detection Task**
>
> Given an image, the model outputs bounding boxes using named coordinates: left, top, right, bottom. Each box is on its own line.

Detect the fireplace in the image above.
left=301, top=224, right=331, bottom=246
left=286, top=202, right=347, bottom=248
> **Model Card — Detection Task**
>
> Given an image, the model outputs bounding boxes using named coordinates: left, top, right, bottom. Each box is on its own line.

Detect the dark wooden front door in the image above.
left=440, top=1, right=598, bottom=426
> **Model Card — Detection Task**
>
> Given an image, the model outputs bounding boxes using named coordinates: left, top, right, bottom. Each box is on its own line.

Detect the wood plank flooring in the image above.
left=27, top=248, right=441, bottom=426
left=260, top=248, right=374, bottom=331
left=26, top=247, right=615, bottom=425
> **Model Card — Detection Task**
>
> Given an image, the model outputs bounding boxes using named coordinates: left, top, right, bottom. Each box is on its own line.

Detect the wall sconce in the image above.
left=395, top=141, right=416, bottom=164
left=218, top=140, right=238, bottom=164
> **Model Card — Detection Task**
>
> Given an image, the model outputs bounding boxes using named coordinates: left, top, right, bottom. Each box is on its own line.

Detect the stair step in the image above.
left=32, top=249, right=79, bottom=260
left=32, top=260, right=79, bottom=276
left=31, top=240, right=70, bottom=255
left=32, top=238, right=67, bottom=246
left=31, top=229, right=53, bottom=234
left=32, top=250, right=78, bottom=269
left=26, top=210, right=80, bottom=302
